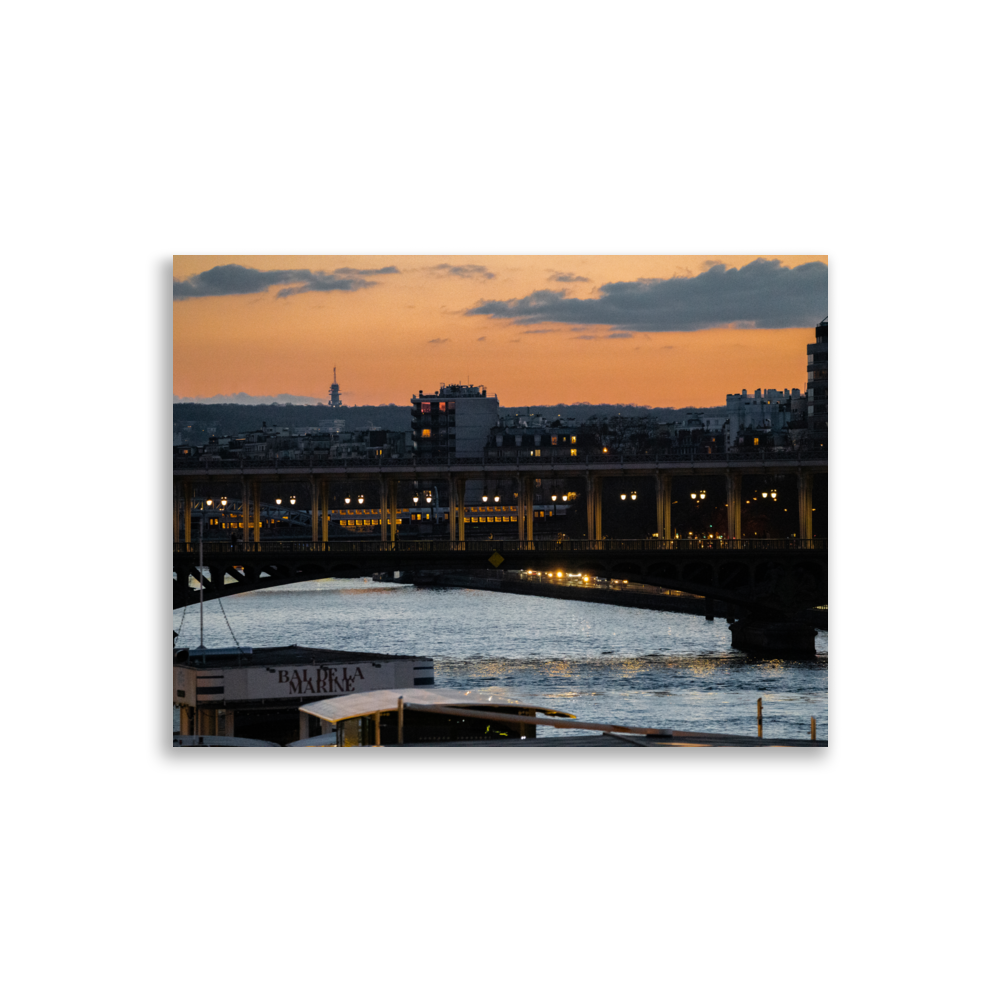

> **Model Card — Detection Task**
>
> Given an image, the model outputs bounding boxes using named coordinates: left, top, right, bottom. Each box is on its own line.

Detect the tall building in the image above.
left=328, top=367, right=342, bottom=408
left=806, top=317, right=828, bottom=439
left=411, top=383, right=500, bottom=460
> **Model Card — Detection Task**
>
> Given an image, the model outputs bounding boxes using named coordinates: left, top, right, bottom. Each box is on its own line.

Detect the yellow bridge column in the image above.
left=798, top=471, right=813, bottom=541
left=380, top=476, right=388, bottom=542
left=727, top=472, right=742, bottom=540
left=656, top=474, right=672, bottom=541
left=388, top=480, right=398, bottom=543
left=516, top=479, right=525, bottom=541
left=321, top=480, right=329, bottom=544
left=593, top=477, right=602, bottom=541
left=310, top=476, right=319, bottom=543
left=184, top=481, right=192, bottom=545
left=449, top=475, right=459, bottom=542
left=173, top=483, right=181, bottom=543
left=522, top=475, right=534, bottom=543
left=241, top=479, right=250, bottom=546
left=456, top=478, right=466, bottom=542
left=253, top=480, right=261, bottom=544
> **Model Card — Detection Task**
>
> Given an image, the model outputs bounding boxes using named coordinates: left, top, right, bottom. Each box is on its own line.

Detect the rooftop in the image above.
left=415, top=383, right=493, bottom=399
left=173, top=645, right=429, bottom=668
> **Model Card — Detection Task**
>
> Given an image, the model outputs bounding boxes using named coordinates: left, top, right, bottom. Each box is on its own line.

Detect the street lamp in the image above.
left=630, top=492, right=637, bottom=501
left=621, top=492, right=627, bottom=500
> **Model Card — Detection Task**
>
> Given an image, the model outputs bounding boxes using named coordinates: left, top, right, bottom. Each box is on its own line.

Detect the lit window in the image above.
left=570, top=436, right=577, bottom=444
left=570, top=449, right=577, bottom=457
left=551, top=436, right=558, bottom=446
left=439, top=401, right=446, bottom=411
left=421, top=402, right=431, bottom=413
left=422, top=429, right=432, bottom=438
left=533, top=449, right=541, bottom=457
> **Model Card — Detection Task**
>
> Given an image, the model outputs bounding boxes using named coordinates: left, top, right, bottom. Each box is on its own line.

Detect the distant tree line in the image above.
left=173, top=401, right=728, bottom=443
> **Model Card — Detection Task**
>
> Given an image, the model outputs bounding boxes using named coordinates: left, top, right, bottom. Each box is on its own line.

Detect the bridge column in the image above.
left=380, top=477, right=388, bottom=542
left=521, top=475, right=534, bottom=542
left=449, top=476, right=458, bottom=542
left=173, top=483, right=181, bottom=543
left=241, top=479, right=250, bottom=546
left=310, top=477, right=319, bottom=542
left=388, top=480, right=398, bottom=543
left=727, top=472, right=742, bottom=540
left=656, top=474, right=672, bottom=540
left=252, top=480, right=261, bottom=544
left=798, top=471, right=813, bottom=540
left=183, top=482, right=192, bottom=545
left=321, top=480, right=329, bottom=544
left=586, top=474, right=603, bottom=540
left=516, top=478, right=525, bottom=541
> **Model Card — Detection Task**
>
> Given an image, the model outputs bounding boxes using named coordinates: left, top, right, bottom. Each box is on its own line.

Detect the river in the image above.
left=172, top=578, right=828, bottom=741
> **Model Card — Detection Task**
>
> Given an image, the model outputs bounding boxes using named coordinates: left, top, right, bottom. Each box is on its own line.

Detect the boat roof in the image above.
left=173, top=735, right=280, bottom=747
left=174, top=644, right=429, bottom=667
left=300, top=687, right=575, bottom=724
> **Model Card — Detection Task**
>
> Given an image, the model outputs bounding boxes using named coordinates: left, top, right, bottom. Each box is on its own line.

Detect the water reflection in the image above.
left=173, top=578, right=827, bottom=740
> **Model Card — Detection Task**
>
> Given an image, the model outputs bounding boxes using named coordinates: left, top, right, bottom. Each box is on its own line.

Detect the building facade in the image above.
left=807, top=317, right=828, bottom=440
left=411, top=383, right=500, bottom=461
left=725, top=388, right=802, bottom=450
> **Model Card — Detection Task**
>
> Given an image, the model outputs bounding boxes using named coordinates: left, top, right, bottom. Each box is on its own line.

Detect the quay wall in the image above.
left=406, top=572, right=828, bottom=630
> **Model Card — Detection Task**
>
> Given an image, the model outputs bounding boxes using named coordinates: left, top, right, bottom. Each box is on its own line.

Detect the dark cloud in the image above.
left=466, top=258, right=827, bottom=332
left=429, top=264, right=496, bottom=280
left=427, top=338, right=450, bottom=344
left=477, top=336, right=487, bottom=341
left=549, top=271, right=590, bottom=283
left=173, top=264, right=399, bottom=300
left=607, top=332, right=633, bottom=339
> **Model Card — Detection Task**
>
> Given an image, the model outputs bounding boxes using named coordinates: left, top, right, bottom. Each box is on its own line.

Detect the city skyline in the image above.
left=173, top=255, right=828, bottom=409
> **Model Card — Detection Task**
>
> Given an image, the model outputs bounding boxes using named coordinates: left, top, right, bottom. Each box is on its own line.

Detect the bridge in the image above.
left=173, top=454, right=828, bottom=547
left=173, top=537, right=828, bottom=619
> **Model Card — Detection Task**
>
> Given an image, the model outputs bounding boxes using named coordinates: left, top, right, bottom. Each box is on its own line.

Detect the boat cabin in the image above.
left=174, top=645, right=434, bottom=745
left=291, top=688, right=576, bottom=746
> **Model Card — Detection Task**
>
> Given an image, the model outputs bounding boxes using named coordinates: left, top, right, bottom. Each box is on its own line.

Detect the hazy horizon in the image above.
left=174, top=255, right=827, bottom=409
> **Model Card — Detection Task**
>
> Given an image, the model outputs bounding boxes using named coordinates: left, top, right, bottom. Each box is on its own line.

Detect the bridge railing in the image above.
left=174, top=538, right=827, bottom=556
left=172, top=449, right=828, bottom=472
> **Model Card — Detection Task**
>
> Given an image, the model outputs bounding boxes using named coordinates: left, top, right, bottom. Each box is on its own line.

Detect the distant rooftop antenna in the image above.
left=329, top=366, right=342, bottom=408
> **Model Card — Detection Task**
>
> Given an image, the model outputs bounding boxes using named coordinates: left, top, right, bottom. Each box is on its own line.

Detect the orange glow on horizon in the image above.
left=173, top=255, right=826, bottom=408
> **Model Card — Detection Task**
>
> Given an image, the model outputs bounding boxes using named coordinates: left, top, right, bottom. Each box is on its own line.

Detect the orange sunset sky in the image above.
left=173, top=255, right=828, bottom=409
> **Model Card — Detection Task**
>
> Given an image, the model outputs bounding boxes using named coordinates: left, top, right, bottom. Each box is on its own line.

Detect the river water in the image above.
left=172, top=578, right=828, bottom=741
